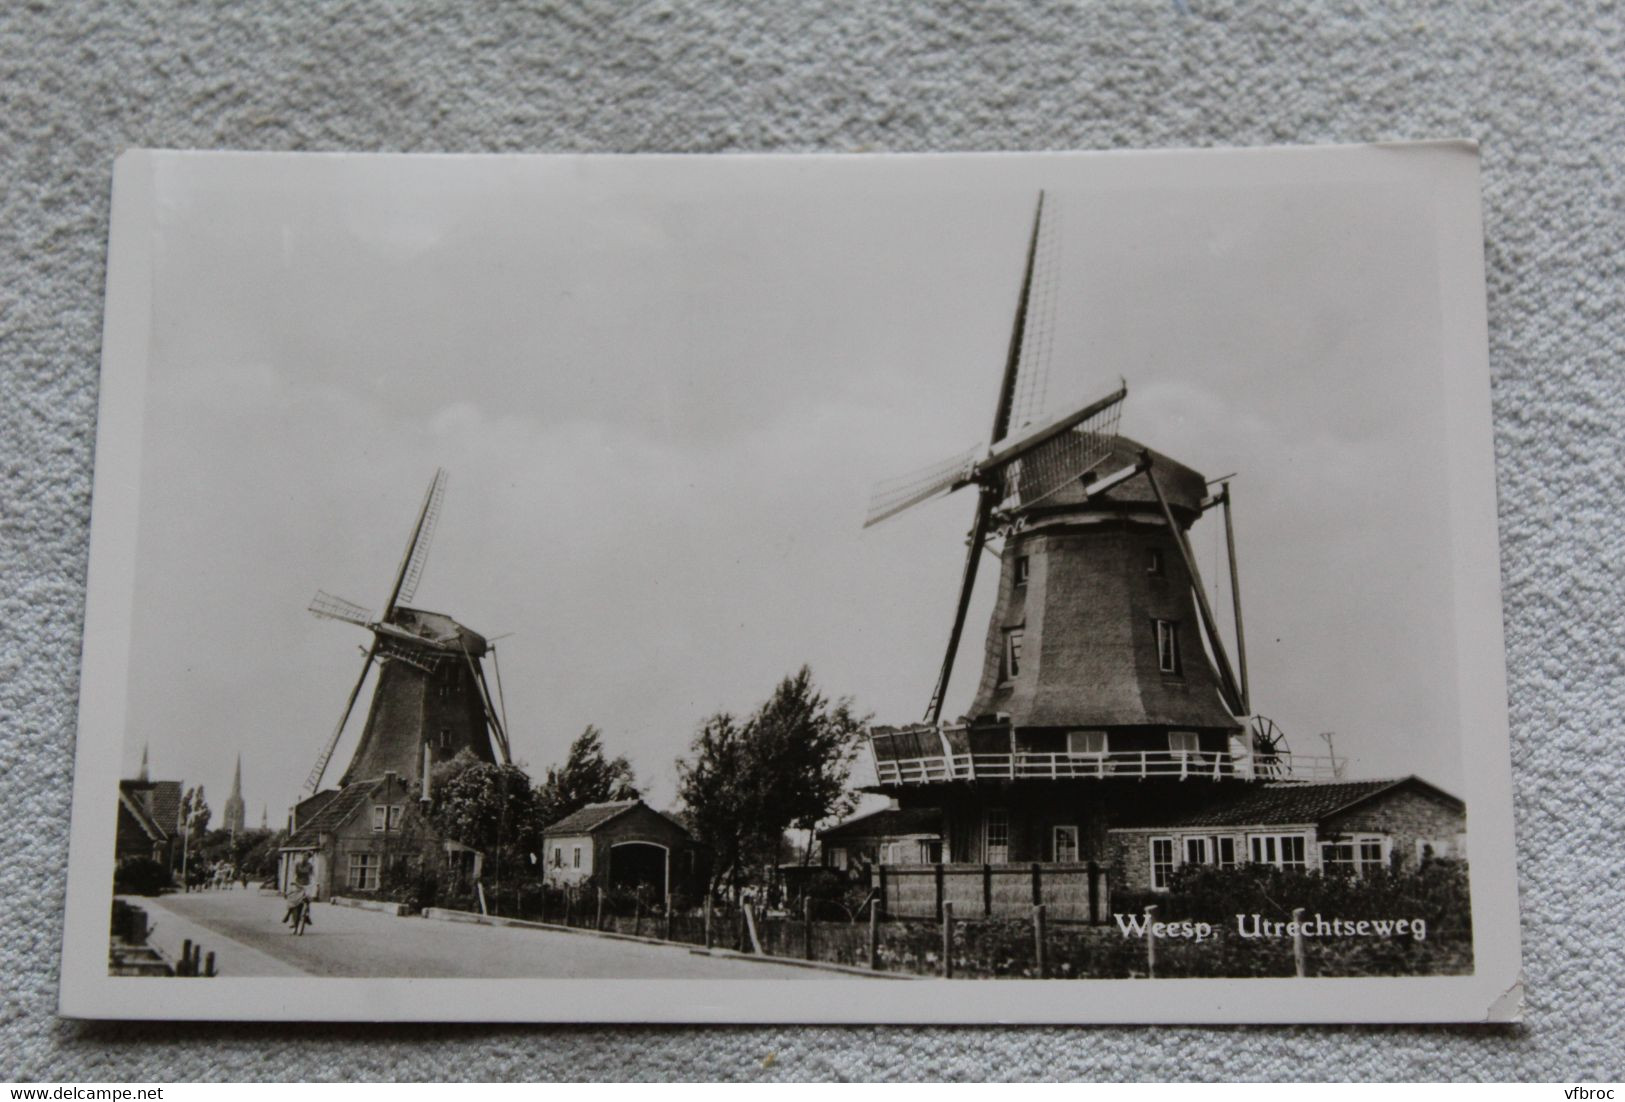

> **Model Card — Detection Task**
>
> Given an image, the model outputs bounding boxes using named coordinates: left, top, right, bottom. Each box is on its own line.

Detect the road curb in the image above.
left=331, top=895, right=409, bottom=916
left=418, top=907, right=903, bottom=979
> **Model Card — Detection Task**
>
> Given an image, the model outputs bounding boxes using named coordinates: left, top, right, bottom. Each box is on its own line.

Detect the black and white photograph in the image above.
left=61, top=143, right=1519, bottom=1022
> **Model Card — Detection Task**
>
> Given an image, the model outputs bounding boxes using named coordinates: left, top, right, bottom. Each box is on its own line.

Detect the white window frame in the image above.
left=1156, top=619, right=1180, bottom=673
left=985, top=808, right=1010, bottom=865
left=1053, top=825, right=1080, bottom=864
left=1004, top=628, right=1024, bottom=681
left=372, top=805, right=387, bottom=832
left=1067, top=730, right=1108, bottom=757
left=1248, top=832, right=1309, bottom=871
left=1168, top=730, right=1200, bottom=755
left=1149, top=836, right=1176, bottom=891
left=387, top=805, right=403, bottom=830
left=1322, top=834, right=1389, bottom=877
left=347, top=852, right=378, bottom=891
left=1183, top=836, right=1211, bottom=866
left=1215, top=835, right=1238, bottom=869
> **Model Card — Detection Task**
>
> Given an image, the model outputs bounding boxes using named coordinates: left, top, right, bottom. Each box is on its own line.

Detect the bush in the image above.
left=1153, top=860, right=1472, bottom=941
left=114, top=856, right=171, bottom=896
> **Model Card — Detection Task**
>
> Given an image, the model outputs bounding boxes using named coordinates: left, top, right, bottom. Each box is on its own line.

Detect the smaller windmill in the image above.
left=303, top=470, right=511, bottom=797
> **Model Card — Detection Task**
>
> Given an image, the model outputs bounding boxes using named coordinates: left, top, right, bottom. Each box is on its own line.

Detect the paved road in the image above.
left=145, top=892, right=863, bottom=980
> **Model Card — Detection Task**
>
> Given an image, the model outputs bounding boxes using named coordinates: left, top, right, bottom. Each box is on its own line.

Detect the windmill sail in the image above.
left=992, top=387, right=1124, bottom=510
left=393, top=468, right=446, bottom=609
left=308, top=590, right=375, bottom=628
left=863, top=444, right=982, bottom=528
left=304, top=646, right=378, bottom=793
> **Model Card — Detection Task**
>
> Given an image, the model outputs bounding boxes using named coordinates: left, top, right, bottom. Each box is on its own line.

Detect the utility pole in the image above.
left=1319, top=732, right=1344, bottom=779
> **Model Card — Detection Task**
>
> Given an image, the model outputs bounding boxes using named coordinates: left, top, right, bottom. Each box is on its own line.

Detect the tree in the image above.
left=236, top=828, right=283, bottom=882
left=676, top=667, right=867, bottom=896
left=427, top=750, right=544, bottom=858
left=535, top=726, right=639, bottom=826
left=749, top=667, right=864, bottom=865
left=177, top=785, right=211, bottom=888
left=675, top=712, right=755, bottom=896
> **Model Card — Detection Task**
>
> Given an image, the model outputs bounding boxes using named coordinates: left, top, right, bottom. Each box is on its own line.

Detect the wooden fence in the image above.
left=876, top=862, right=1110, bottom=924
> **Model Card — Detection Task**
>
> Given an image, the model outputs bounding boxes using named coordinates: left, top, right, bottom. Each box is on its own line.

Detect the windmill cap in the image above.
left=386, top=606, right=488, bottom=655
left=1025, top=435, right=1210, bottom=519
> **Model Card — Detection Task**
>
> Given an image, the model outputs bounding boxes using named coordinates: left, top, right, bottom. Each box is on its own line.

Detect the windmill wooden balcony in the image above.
left=865, top=724, right=1342, bottom=787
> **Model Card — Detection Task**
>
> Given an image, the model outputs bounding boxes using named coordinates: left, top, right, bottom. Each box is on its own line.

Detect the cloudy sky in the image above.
left=117, top=148, right=1475, bottom=821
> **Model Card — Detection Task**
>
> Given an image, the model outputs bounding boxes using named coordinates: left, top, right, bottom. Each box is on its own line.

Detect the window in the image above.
left=1215, top=836, right=1238, bottom=869
left=372, top=805, right=387, bottom=832
left=1250, top=833, right=1309, bottom=871
left=1184, top=836, right=1210, bottom=866
left=572, top=845, right=582, bottom=869
left=925, top=840, right=943, bottom=864
left=985, top=809, right=1010, bottom=865
left=1150, top=837, right=1176, bottom=890
left=1321, top=841, right=1356, bottom=875
left=1147, top=548, right=1164, bottom=575
left=387, top=805, right=403, bottom=830
left=1067, top=730, right=1108, bottom=757
left=1322, top=836, right=1387, bottom=877
left=438, top=728, right=452, bottom=750
left=1168, top=731, right=1200, bottom=755
left=1004, top=628, right=1024, bottom=680
left=1014, top=556, right=1031, bottom=587
left=347, top=853, right=379, bottom=891
left=551, top=847, right=562, bottom=868
left=1360, top=838, right=1386, bottom=873
left=1054, top=825, right=1079, bottom=863
left=1156, top=620, right=1181, bottom=673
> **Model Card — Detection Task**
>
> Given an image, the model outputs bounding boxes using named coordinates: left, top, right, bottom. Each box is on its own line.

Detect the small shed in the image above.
left=541, top=799, right=706, bottom=899
left=818, top=806, right=944, bottom=869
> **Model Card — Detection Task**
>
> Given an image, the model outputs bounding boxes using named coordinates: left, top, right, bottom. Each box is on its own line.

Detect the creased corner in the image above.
left=1485, top=974, right=1524, bottom=1022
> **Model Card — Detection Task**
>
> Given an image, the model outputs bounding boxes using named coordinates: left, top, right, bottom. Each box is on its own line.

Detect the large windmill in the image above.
left=863, top=193, right=1304, bottom=785
left=304, top=470, right=511, bottom=799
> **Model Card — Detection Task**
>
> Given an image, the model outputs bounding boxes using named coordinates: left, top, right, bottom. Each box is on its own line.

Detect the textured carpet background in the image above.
left=1, top=0, right=1620, bottom=1082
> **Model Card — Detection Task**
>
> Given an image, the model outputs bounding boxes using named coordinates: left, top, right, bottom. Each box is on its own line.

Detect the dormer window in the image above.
left=1155, top=619, right=1181, bottom=673
left=1014, top=556, right=1030, bottom=587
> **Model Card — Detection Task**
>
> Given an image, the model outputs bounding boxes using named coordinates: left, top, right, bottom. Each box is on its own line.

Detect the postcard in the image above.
left=61, top=143, right=1520, bottom=1021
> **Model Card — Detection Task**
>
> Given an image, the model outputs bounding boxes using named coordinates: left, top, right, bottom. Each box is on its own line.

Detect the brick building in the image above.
left=1107, top=776, right=1467, bottom=892
left=541, top=800, right=709, bottom=899
left=278, top=772, right=418, bottom=900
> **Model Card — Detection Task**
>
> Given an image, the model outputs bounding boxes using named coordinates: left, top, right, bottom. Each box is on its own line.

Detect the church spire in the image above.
left=137, top=744, right=149, bottom=783
left=223, top=753, right=246, bottom=840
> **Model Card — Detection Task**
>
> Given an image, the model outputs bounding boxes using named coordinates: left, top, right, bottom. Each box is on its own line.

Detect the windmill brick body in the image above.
left=279, top=471, right=512, bottom=900
left=860, top=194, right=1316, bottom=873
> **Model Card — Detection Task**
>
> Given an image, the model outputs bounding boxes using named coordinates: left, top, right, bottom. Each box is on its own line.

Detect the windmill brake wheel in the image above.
left=1249, top=716, right=1292, bottom=779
